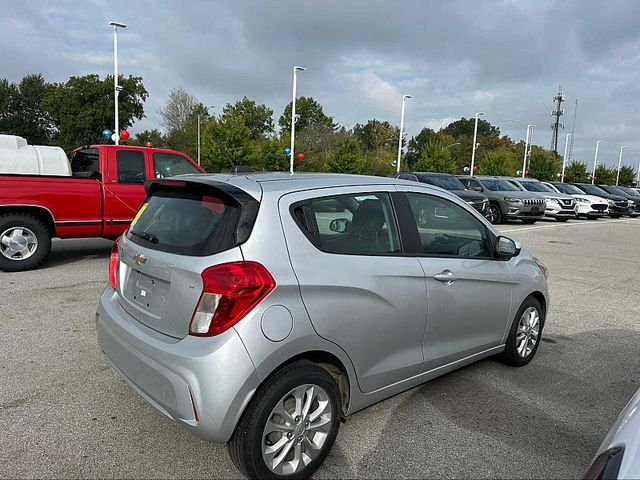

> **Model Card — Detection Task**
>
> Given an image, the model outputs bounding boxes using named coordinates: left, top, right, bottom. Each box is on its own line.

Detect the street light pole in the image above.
left=109, top=21, right=126, bottom=145
left=469, top=112, right=484, bottom=176
left=396, top=94, right=413, bottom=173
left=616, top=145, right=627, bottom=186
left=290, top=66, right=306, bottom=175
left=561, top=133, right=572, bottom=182
left=521, top=124, right=535, bottom=178
left=591, top=140, right=602, bottom=184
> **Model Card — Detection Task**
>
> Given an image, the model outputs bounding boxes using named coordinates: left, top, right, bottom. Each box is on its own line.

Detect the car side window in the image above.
left=405, top=193, right=492, bottom=258
left=153, top=153, right=201, bottom=178
left=116, top=150, right=146, bottom=184
left=70, top=148, right=100, bottom=178
left=304, top=193, right=401, bottom=255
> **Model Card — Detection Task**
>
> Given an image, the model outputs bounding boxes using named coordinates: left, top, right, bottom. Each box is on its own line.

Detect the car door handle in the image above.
left=434, top=270, right=456, bottom=284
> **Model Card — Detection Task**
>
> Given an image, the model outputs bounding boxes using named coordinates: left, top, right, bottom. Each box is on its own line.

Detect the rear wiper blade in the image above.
left=129, top=230, right=159, bottom=244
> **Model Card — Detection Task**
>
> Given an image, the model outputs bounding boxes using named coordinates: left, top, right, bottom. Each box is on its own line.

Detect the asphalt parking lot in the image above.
left=2, top=218, right=640, bottom=479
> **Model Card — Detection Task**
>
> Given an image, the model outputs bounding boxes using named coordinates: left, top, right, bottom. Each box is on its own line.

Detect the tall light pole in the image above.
left=396, top=94, right=413, bottom=173
left=289, top=66, right=306, bottom=175
left=197, top=105, right=214, bottom=167
left=469, top=112, right=484, bottom=176
left=526, top=125, right=535, bottom=171
left=561, top=133, right=572, bottom=182
left=636, top=159, right=640, bottom=187
left=591, top=140, right=602, bottom=184
left=520, top=124, right=535, bottom=178
left=109, top=21, right=126, bottom=145
left=616, top=145, right=627, bottom=186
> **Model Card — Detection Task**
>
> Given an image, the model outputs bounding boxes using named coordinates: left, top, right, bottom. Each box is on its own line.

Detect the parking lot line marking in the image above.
left=500, top=218, right=633, bottom=233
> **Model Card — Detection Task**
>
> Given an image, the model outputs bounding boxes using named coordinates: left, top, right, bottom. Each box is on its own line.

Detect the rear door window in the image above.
left=153, top=153, right=201, bottom=178
left=70, top=148, right=100, bottom=178
left=127, top=189, right=241, bottom=256
left=117, top=150, right=146, bottom=184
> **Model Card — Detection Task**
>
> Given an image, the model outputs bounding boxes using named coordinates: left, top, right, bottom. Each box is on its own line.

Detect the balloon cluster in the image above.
left=463, top=166, right=478, bottom=173
left=101, top=129, right=130, bottom=142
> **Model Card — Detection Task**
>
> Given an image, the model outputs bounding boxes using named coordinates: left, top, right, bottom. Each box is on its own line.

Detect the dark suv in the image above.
left=390, top=172, right=489, bottom=215
left=570, top=183, right=630, bottom=218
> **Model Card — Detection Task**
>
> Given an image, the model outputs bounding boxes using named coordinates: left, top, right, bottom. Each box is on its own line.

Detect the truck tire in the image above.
left=0, top=213, right=52, bottom=272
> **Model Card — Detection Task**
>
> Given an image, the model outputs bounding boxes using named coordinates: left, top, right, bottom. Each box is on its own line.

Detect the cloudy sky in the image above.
left=3, top=0, right=640, bottom=168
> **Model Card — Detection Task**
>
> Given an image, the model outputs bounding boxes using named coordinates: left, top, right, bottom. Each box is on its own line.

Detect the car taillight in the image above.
left=109, top=240, right=119, bottom=290
left=189, top=261, right=276, bottom=337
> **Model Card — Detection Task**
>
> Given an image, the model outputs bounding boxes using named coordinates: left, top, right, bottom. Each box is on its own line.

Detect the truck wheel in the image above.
left=0, top=214, right=52, bottom=272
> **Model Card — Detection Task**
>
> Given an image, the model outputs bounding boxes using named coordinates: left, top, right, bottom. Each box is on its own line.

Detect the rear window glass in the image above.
left=70, top=149, right=100, bottom=178
left=153, top=153, right=201, bottom=178
left=127, top=190, right=241, bottom=256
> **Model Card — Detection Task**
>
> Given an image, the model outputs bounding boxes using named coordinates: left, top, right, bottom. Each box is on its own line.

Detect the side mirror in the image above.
left=472, top=186, right=484, bottom=192
left=496, top=236, right=521, bottom=258
left=329, top=218, right=349, bottom=233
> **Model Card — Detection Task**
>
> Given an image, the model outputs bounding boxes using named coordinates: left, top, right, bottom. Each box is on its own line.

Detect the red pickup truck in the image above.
left=0, top=144, right=203, bottom=271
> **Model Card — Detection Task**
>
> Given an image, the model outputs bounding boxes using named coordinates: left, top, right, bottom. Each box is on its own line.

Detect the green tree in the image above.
left=594, top=164, right=616, bottom=185
left=44, top=74, right=147, bottom=152
left=353, top=120, right=398, bottom=154
left=618, top=165, right=637, bottom=187
left=221, top=97, right=274, bottom=139
left=478, top=149, right=518, bottom=176
left=413, top=142, right=457, bottom=174
left=200, top=115, right=252, bottom=172
left=160, top=86, right=200, bottom=154
left=564, top=160, right=590, bottom=183
left=528, top=146, right=561, bottom=181
left=325, top=135, right=362, bottom=174
left=441, top=117, right=500, bottom=139
left=406, top=127, right=438, bottom=166
left=278, top=97, right=334, bottom=134
left=133, top=129, right=165, bottom=148
left=0, top=74, right=56, bottom=144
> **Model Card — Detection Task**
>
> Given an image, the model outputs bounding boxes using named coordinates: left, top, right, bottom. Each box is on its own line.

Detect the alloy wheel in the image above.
left=0, top=227, right=38, bottom=261
left=516, top=306, right=540, bottom=358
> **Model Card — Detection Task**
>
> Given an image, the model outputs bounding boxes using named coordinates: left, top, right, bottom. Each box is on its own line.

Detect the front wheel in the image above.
left=500, top=296, right=544, bottom=366
left=229, top=361, right=341, bottom=480
left=485, top=204, right=502, bottom=224
left=0, top=213, right=52, bottom=272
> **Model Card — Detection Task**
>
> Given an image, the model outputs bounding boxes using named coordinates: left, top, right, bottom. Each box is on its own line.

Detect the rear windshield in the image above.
left=421, top=175, right=466, bottom=190
left=127, top=189, right=242, bottom=256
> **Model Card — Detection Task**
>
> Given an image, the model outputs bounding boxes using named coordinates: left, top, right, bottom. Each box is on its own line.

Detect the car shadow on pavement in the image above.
left=318, top=328, right=640, bottom=479
left=40, top=238, right=113, bottom=270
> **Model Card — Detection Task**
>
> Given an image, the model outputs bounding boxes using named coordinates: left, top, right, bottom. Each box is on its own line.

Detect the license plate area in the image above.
left=531, top=207, right=541, bottom=214
left=130, top=271, right=170, bottom=313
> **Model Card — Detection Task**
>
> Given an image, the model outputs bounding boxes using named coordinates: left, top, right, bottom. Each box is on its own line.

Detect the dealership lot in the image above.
left=2, top=218, right=639, bottom=479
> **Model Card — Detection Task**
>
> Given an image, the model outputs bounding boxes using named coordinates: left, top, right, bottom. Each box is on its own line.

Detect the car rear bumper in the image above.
left=96, top=288, right=260, bottom=443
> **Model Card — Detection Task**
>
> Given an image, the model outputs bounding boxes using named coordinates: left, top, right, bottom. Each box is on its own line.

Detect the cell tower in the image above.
left=550, top=86, right=565, bottom=154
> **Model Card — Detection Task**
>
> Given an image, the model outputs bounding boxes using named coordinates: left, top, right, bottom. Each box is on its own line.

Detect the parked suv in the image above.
left=545, top=182, right=609, bottom=219
left=97, top=173, right=549, bottom=479
left=390, top=172, right=489, bottom=215
left=506, top=178, right=577, bottom=222
left=457, top=175, right=545, bottom=224
left=569, top=183, right=629, bottom=218
left=597, top=185, right=640, bottom=217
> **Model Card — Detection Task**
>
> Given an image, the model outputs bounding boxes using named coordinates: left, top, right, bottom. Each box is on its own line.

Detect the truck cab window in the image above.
left=70, top=149, right=100, bottom=178
left=153, top=153, right=201, bottom=178
left=116, top=150, right=146, bottom=184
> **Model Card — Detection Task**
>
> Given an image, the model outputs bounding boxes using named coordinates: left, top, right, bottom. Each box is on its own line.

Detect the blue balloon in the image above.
left=102, top=129, right=112, bottom=139
left=391, top=160, right=398, bottom=167
left=283, top=147, right=292, bottom=155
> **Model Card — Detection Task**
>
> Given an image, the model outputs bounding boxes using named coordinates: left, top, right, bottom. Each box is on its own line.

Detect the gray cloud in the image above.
left=2, top=0, right=640, bottom=168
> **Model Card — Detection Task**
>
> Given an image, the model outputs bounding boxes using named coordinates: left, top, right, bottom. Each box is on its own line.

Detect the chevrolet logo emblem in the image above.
left=133, top=254, right=147, bottom=265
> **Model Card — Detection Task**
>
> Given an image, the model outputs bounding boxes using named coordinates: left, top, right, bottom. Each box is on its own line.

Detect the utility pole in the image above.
left=550, top=86, right=565, bottom=154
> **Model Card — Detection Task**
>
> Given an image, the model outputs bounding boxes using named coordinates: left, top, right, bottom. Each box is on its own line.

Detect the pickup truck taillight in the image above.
left=109, top=240, right=119, bottom=290
left=189, top=262, right=275, bottom=337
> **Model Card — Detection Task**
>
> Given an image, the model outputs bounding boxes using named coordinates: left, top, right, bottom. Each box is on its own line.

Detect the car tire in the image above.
left=485, top=203, right=502, bottom=224
left=521, top=219, right=537, bottom=224
left=0, top=213, right=52, bottom=272
left=228, top=361, right=341, bottom=480
left=500, top=296, right=545, bottom=367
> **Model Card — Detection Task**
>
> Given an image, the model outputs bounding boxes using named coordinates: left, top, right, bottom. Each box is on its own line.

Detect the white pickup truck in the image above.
left=0, top=135, right=71, bottom=176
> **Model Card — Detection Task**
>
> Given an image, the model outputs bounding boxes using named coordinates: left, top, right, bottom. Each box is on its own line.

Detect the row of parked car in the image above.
left=390, top=172, right=640, bottom=224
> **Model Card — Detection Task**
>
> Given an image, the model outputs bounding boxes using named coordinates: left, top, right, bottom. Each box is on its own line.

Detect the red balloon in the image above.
left=120, top=130, right=131, bottom=141
left=473, top=165, right=478, bottom=171
left=296, top=152, right=305, bottom=161
left=525, top=170, right=529, bottom=175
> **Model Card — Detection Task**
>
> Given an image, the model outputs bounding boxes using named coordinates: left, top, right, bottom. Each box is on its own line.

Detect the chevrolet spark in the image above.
left=96, top=173, right=549, bottom=479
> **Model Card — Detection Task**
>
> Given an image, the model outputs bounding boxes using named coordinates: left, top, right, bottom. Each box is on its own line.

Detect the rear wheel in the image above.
left=485, top=204, right=502, bottom=224
left=0, top=214, right=52, bottom=272
left=229, top=361, right=341, bottom=480
left=500, top=296, right=544, bottom=366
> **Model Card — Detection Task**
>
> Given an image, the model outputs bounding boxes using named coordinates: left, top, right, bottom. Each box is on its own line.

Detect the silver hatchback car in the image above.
left=96, top=173, right=549, bottom=479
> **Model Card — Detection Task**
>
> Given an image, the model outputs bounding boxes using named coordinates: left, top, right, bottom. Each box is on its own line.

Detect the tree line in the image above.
left=1, top=74, right=637, bottom=186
